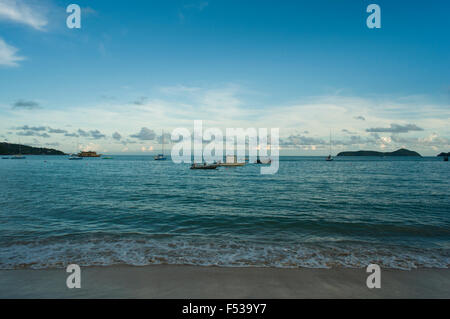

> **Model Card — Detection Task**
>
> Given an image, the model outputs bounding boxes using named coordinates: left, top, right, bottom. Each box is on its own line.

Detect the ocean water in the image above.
left=0, top=156, right=449, bottom=270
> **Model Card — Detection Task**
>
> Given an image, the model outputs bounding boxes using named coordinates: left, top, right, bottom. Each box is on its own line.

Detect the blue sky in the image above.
left=0, top=0, right=449, bottom=155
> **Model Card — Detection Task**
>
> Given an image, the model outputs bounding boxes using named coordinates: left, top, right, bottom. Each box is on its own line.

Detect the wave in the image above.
left=0, top=237, right=448, bottom=270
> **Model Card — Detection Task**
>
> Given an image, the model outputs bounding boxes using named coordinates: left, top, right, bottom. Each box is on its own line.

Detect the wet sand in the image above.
left=0, top=265, right=448, bottom=299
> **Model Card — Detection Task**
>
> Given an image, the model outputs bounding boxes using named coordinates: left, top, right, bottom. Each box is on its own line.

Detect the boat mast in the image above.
left=329, top=130, right=332, bottom=156
left=162, top=129, right=164, bottom=156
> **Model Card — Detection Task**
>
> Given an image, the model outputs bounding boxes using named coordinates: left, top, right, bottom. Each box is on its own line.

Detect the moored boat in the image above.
left=219, top=155, right=245, bottom=167
left=11, top=155, right=26, bottom=160
left=154, top=130, right=167, bottom=160
left=69, top=154, right=83, bottom=160
left=326, top=130, right=334, bottom=161
left=190, top=163, right=219, bottom=170
left=77, top=151, right=101, bottom=158
left=255, top=158, right=272, bottom=164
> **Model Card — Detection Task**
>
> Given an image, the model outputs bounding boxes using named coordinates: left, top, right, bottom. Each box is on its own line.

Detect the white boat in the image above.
left=11, top=155, right=26, bottom=160
left=12, top=142, right=26, bottom=159
left=69, top=138, right=83, bottom=160
left=255, top=157, right=272, bottom=164
left=69, top=154, right=83, bottom=160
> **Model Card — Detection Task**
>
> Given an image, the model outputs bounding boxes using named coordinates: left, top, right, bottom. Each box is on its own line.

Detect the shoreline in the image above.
left=0, top=265, right=449, bottom=299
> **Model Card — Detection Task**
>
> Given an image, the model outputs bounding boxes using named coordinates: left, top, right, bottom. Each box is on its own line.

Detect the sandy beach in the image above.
left=0, top=265, right=448, bottom=299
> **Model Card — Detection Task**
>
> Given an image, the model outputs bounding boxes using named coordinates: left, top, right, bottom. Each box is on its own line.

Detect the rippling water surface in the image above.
left=0, top=156, right=449, bottom=269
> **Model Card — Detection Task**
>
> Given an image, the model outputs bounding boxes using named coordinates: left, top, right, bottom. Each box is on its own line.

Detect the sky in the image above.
left=0, top=0, right=449, bottom=155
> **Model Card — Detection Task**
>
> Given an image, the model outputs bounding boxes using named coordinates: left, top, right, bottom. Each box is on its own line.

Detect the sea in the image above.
left=0, top=156, right=448, bottom=270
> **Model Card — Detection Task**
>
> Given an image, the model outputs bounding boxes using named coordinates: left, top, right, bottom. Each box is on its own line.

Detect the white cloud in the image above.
left=0, top=37, right=24, bottom=66
left=0, top=0, right=47, bottom=30
left=1, top=85, right=448, bottom=155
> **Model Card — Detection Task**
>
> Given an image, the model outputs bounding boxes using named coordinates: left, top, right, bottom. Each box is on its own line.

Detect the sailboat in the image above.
left=69, top=138, right=83, bottom=160
left=154, top=130, right=167, bottom=161
left=326, top=130, right=334, bottom=161
left=11, top=140, right=26, bottom=160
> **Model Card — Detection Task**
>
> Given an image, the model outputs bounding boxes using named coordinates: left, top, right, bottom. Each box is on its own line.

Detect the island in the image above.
left=0, top=142, right=65, bottom=155
left=337, top=148, right=422, bottom=157
left=437, top=152, right=450, bottom=157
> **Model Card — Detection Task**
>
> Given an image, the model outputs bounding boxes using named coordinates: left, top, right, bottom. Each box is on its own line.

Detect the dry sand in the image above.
left=0, top=265, right=449, bottom=299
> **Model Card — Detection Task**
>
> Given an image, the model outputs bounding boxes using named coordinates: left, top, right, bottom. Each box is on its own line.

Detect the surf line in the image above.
left=182, top=303, right=216, bottom=317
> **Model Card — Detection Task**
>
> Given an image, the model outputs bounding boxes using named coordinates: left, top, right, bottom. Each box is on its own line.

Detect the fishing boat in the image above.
left=190, top=163, right=219, bottom=170
left=154, top=130, right=167, bottom=161
left=219, top=155, right=245, bottom=167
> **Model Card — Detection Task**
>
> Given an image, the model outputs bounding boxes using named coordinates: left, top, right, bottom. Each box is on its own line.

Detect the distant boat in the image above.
left=190, top=163, right=219, bottom=170
left=102, top=157, right=113, bottom=160
left=69, top=138, right=83, bottom=160
left=77, top=151, right=101, bottom=158
left=12, top=142, right=26, bottom=160
left=11, top=155, right=26, bottom=160
left=326, top=130, right=334, bottom=161
left=255, top=158, right=272, bottom=165
left=69, top=154, right=83, bottom=160
left=2, top=157, right=9, bottom=159
left=219, top=155, right=245, bottom=167
left=154, top=130, right=167, bottom=161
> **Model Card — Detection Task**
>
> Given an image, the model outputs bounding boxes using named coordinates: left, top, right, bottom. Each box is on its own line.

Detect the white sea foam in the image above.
left=0, top=238, right=448, bottom=270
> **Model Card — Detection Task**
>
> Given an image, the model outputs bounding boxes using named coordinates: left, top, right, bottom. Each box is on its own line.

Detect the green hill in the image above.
left=337, top=148, right=422, bottom=157
left=437, top=152, right=449, bottom=157
left=0, top=142, right=65, bottom=155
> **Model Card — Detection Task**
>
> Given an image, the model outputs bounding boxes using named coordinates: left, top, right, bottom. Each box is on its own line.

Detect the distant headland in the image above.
left=0, top=142, right=65, bottom=155
left=437, top=152, right=449, bottom=157
left=337, top=148, right=422, bottom=157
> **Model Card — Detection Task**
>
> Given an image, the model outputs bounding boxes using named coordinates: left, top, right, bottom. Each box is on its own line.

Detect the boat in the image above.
left=11, top=142, right=26, bottom=159
left=219, top=155, right=245, bottom=167
left=255, top=158, right=272, bottom=165
left=326, top=130, right=334, bottom=161
left=154, top=130, right=167, bottom=161
left=102, top=157, right=113, bottom=160
left=77, top=151, right=101, bottom=158
left=11, top=155, right=26, bottom=160
left=69, top=138, right=83, bottom=160
left=154, top=154, right=167, bottom=161
left=190, top=163, right=219, bottom=170
left=69, top=154, right=83, bottom=160
left=2, top=157, right=9, bottom=159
